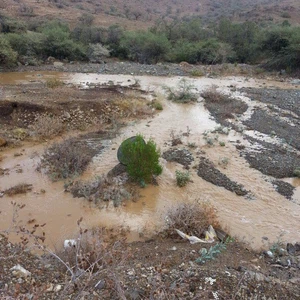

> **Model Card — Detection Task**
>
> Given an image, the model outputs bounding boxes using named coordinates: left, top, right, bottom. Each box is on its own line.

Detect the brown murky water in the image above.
left=1, top=72, right=300, bottom=250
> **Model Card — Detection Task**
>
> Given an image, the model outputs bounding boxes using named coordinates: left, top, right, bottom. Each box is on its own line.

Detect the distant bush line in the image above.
left=0, top=13, right=299, bottom=71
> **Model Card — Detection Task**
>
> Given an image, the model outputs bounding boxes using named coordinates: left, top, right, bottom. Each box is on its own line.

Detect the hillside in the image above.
left=1, top=0, right=300, bottom=30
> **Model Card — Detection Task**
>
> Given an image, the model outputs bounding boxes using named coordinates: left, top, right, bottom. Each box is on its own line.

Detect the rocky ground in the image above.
left=13, top=60, right=267, bottom=78
left=1, top=231, right=300, bottom=299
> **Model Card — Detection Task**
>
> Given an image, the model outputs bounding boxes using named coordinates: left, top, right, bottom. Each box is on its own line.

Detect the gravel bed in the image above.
left=243, top=110, right=300, bottom=151
left=240, top=88, right=300, bottom=117
left=197, top=157, right=248, bottom=196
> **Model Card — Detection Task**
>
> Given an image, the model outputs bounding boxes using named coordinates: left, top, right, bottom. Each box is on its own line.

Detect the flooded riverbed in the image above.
left=1, top=72, right=300, bottom=250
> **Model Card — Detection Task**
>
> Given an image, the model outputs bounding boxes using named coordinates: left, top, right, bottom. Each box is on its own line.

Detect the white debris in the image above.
left=175, top=228, right=215, bottom=244
left=10, top=265, right=31, bottom=278
left=64, top=239, right=77, bottom=249
left=53, top=284, right=62, bottom=292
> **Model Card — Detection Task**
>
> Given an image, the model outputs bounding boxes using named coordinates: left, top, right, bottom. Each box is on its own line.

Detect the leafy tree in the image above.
left=6, top=32, right=43, bottom=57
left=120, top=135, right=162, bottom=184
left=217, top=19, right=260, bottom=63
left=0, top=14, right=26, bottom=33
left=197, top=39, right=235, bottom=64
left=41, top=21, right=87, bottom=60
left=0, top=35, right=17, bottom=66
left=169, top=40, right=198, bottom=63
left=121, top=31, right=170, bottom=63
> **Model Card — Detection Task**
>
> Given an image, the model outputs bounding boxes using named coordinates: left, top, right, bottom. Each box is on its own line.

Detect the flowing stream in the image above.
left=0, top=71, right=299, bottom=250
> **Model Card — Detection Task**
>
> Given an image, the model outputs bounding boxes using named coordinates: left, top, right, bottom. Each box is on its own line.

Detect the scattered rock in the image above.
left=272, top=180, right=295, bottom=199
left=162, top=148, right=194, bottom=167
left=10, top=265, right=31, bottom=278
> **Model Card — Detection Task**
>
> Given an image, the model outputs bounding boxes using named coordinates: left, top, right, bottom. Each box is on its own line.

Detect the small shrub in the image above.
left=187, top=142, right=196, bottom=148
left=120, top=135, right=162, bottom=184
left=38, top=138, right=96, bottom=181
left=294, top=167, right=300, bottom=178
left=164, top=79, right=198, bottom=103
left=0, top=35, right=17, bottom=67
left=196, top=237, right=233, bottom=264
left=164, top=202, right=220, bottom=238
left=45, top=78, right=64, bottom=88
left=189, top=69, right=204, bottom=77
left=31, top=114, right=65, bottom=138
left=201, top=85, right=230, bottom=103
left=175, top=170, right=190, bottom=187
left=218, top=157, right=229, bottom=168
left=151, top=100, right=163, bottom=110
left=219, top=141, right=225, bottom=147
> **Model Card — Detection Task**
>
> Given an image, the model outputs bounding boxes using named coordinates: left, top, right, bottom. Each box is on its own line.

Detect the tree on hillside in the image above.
left=0, top=36, right=17, bottom=66
left=121, top=31, right=170, bottom=64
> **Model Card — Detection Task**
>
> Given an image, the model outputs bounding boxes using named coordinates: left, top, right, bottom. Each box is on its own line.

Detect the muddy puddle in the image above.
left=1, top=72, right=300, bottom=251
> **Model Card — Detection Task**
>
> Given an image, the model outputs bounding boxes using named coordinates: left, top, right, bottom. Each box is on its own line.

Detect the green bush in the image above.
left=0, top=35, right=17, bottom=66
left=41, top=21, right=87, bottom=61
left=6, top=32, right=43, bottom=58
left=294, top=167, right=300, bottom=178
left=175, top=170, right=190, bottom=187
left=121, top=31, right=170, bottom=63
left=120, top=135, right=162, bottom=184
left=169, top=40, right=199, bottom=63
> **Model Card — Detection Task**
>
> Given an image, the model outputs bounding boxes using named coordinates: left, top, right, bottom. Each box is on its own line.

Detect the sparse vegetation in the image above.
left=196, top=236, right=233, bottom=264
left=175, top=170, right=190, bottom=187
left=201, top=85, right=248, bottom=122
left=45, top=78, right=64, bottom=88
left=38, top=138, right=97, bottom=181
left=31, top=114, right=65, bottom=138
left=164, top=79, right=198, bottom=103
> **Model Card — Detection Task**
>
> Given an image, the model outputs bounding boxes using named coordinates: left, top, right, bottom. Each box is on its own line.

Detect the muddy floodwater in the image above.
left=0, top=71, right=300, bottom=251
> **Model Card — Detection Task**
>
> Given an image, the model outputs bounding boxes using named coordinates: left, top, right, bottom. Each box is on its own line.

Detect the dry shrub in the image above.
left=115, top=98, right=152, bottom=118
left=201, top=85, right=248, bottom=120
left=45, top=78, right=64, bottom=88
left=38, top=138, right=97, bottom=181
left=31, top=114, right=65, bottom=138
left=68, top=176, right=132, bottom=207
left=164, top=202, right=220, bottom=238
left=4, top=183, right=33, bottom=196
left=55, top=226, right=128, bottom=281
left=201, top=85, right=229, bottom=103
